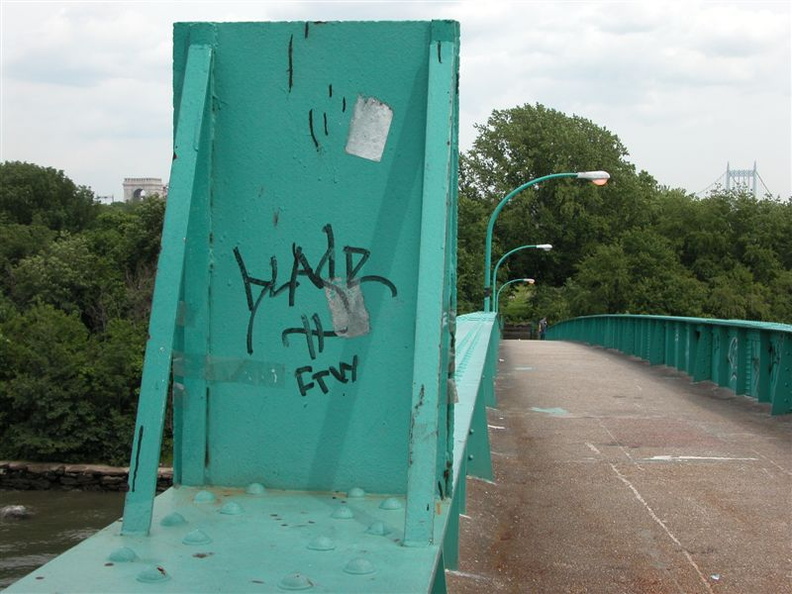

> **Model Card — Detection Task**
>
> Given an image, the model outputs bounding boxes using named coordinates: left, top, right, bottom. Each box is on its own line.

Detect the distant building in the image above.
left=123, top=177, right=168, bottom=202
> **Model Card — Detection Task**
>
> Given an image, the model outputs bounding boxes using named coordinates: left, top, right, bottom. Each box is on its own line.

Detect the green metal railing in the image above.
left=547, top=315, right=792, bottom=415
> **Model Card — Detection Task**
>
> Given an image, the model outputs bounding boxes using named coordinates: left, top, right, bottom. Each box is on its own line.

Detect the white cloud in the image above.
left=1, top=0, right=789, bottom=199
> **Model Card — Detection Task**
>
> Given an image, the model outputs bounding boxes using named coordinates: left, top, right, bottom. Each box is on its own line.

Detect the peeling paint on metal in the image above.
left=324, top=279, right=370, bottom=338
left=345, top=96, right=393, bottom=162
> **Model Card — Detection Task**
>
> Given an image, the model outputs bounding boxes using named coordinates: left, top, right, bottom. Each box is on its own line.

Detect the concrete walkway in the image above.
left=446, top=340, right=792, bottom=594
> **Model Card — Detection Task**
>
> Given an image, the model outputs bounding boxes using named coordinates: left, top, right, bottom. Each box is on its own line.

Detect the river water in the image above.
left=0, top=489, right=124, bottom=590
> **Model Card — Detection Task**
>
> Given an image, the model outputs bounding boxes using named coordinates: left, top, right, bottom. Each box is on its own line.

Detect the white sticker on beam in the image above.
left=345, top=96, right=393, bottom=162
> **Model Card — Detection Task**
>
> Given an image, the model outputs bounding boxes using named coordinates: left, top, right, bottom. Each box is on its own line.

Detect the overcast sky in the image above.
left=1, top=1, right=790, bottom=200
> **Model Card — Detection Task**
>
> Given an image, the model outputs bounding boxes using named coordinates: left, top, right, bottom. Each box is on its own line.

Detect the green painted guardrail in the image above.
left=546, top=315, right=792, bottom=415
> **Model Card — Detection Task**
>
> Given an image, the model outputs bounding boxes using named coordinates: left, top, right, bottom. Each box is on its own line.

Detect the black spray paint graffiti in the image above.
left=233, top=224, right=397, bottom=396
left=296, top=355, right=359, bottom=397
left=287, top=24, right=349, bottom=153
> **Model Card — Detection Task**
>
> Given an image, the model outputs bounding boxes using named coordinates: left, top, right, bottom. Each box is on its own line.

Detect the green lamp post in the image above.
left=483, top=171, right=609, bottom=311
left=491, top=244, right=551, bottom=306
left=495, top=278, right=535, bottom=314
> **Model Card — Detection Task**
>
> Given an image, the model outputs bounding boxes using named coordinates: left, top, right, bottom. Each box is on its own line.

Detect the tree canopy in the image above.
left=458, top=103, right=792, bottom=325
left=0, top=162, right=165, bottom=464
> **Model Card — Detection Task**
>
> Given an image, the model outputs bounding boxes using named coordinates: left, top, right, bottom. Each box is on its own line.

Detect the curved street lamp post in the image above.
left=483, top=171, right=610, bottom=311
left=495, top=278, right=535, bottom=314
left=490, top=243, right=552, bottom=305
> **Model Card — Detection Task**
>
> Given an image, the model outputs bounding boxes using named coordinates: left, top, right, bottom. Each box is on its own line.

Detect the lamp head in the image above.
left=576, top=170, right=610, bottom=186
left=523, top=278, right=536, bottom=284
left=536, top=244, right=553, bottom=251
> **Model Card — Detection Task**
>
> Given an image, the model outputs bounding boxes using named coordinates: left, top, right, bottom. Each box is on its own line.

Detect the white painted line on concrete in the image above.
left=643, top=455, right=759, bottom=462
left=608, top=462, right=715, bottom=594
left=597, top=419, right=644, bottom=470
left=487, top=424, right=506, bottom=430
left=585, top=442, right=602, bottom=455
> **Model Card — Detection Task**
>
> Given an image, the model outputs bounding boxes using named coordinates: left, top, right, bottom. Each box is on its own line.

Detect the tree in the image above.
left=0, top=161, right=98, bottom=231
left=0, top=164, right=167, bottom=465
left=0, top=221, right=55, bottom=296
left=0, top=305, right=101, bottom=460
left=9, top=233, right=125, bottom=331
left=459, top=103, right=654, bottom=295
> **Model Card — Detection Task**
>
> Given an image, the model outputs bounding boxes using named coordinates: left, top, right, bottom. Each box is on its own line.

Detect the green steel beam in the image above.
left=404, top=22, right=459, bottom=547
left=122, top=43, right=213, bottom=535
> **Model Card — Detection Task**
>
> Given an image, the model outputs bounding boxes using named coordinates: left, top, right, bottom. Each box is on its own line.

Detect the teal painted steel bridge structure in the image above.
left=6, top=19, right=789, bottom=594
left=547, top=315, right=792, bottom=417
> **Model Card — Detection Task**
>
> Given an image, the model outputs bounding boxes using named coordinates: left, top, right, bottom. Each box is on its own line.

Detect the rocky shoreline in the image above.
left=0, top=461, right=173, bottom=493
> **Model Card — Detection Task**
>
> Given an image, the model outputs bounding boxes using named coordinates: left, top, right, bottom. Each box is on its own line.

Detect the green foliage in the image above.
left=0, top=161, right=164, bottom=465
left=457, top=104, right=791, bottom=327
left=9, top=233, right=125, bottom=331
left=0, top=161, right=98, bottom=231
left=0, top=305, right=97, bottom=460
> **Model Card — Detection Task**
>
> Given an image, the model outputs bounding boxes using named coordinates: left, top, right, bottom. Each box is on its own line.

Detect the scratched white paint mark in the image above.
left=644, top=455, right=758, bottom=462
left=514, top=366, right=534, bottom=371
left=345, top=96, right=393, bottom=162
left=445, top=570, right=492, bottom=582
left=608, top=462, right=715, bottom=594
left=324, top=280, right=370, bottom=338
left=469, top=476, right=497, bottom=485
left=585, top=442, right=602, bottom=455
left=487, top=424, right=506, bottom=430
left=530, top=407, right=569, bottom=416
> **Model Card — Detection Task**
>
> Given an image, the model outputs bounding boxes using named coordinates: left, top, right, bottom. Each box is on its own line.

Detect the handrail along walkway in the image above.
left=548, top=314, right=792, bottom=415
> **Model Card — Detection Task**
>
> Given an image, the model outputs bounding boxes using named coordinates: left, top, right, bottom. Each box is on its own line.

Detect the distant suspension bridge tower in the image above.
left=697, top=162, right=772, bottom=198
left=725, top=162, right=758, bottom=195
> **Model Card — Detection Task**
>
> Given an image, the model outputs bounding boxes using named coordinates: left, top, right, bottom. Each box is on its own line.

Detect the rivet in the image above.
left=219, top=501, right=243, bottom=515
left=347, top=487, right=366, bottom=498
left=136, top=565, right=170, bottom=583
left=278, top=572, right=314, bottom=590
left=246, top=482, right=266, bottom=495
left=307, top=536, right=336, bottom=551
left=107, top=547, right=138, bottom=562
left=467, top=454, right=474, bottom=461
left=343, top=557, right=376, bottom=575
left=469, top=428, right=475, bottom=434
left=182, top=529, right=212, bottom=545
left=193, top=490, right=216, bottom=503
left=160, top=512, right=187, bottom=526
left=366, top=521, right=390, bottom=536
left=379, top=497, right=403, bottom=510
left=331, top=505, right=354, bottom=519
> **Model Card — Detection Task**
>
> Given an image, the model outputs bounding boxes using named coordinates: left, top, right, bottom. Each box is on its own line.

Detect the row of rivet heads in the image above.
left=107, top=484, right=404, bottom=588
